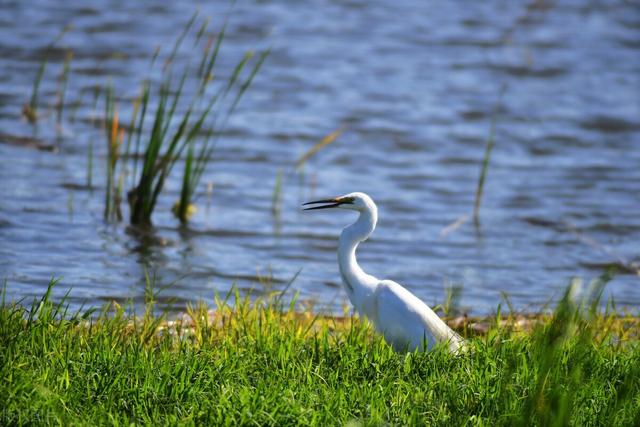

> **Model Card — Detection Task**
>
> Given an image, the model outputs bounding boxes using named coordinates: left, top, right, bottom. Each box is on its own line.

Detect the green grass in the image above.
left=1, top=278, right=638, bottom=426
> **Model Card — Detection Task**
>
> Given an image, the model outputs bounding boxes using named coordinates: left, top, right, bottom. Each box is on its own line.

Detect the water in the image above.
left=1, top=0, right=639, bottom=314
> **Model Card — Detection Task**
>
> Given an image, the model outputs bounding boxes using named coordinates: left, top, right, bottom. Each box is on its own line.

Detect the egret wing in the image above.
left=373, top=280, right=464, bottom=352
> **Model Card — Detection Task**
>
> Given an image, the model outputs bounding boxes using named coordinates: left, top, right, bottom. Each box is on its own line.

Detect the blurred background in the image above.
left=0, top=0, right=638, bottom=315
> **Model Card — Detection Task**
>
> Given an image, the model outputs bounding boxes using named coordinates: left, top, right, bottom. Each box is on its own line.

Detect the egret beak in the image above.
left=303, top=197, right=353, bottom=210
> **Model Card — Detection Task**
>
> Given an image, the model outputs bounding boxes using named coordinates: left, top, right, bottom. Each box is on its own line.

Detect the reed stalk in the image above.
left=103, top=85, right=123, bottom=221
left=271, top=169, right=283, bottom=215
left=173, top=24, right=268, bottom=224
left=56, top=51, right=73, bottom=125
left=473, top=113, right=496, bottom=221
left=22, top=25, right=72, bottom=123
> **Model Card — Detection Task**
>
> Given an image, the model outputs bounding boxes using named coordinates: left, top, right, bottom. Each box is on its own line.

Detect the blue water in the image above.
left=0, top=0, right=638, bottom=314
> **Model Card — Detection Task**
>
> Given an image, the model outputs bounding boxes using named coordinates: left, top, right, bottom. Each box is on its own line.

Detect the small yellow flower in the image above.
left=172, top=201, right=197, bottom=219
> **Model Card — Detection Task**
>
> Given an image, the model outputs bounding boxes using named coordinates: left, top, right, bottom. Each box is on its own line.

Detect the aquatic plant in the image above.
left=126, top=70, right=199, bottom=226
left=120, top=14, right=267, bottom=226
left=174, top=132, right=213, bottom=224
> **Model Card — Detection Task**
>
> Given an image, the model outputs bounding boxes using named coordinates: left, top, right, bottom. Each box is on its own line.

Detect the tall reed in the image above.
left=174, top=48, right=269, bottom=224
left=271, top=169, right=283, bottom=215
left=22, top=26, right=72, bottom=123
left=86, top=87, right=101, bottom=189
left=473, top=112, right=496, bottom=222
left=55, top=51, right=73, bottom=125
left=119, top=14, right=268, bottom=226
left=103, top=85, right=123, bottom=221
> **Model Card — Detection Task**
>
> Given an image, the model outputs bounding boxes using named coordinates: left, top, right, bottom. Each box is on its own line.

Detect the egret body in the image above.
left=304, top=192, right=465, bottom=353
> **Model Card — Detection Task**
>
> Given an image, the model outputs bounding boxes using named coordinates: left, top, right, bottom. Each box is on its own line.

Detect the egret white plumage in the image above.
left=304, top=192, right=465, bottom=353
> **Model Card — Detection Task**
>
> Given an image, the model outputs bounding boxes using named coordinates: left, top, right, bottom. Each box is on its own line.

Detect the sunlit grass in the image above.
left=1, top=277, right=638, bottom=425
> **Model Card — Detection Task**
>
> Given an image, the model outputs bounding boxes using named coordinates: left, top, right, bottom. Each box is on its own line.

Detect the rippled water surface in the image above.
left=1, top=0, right=639, bottom=314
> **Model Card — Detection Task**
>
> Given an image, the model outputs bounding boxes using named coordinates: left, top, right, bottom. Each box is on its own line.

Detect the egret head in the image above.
left=303, top=192, right=375, bottom=212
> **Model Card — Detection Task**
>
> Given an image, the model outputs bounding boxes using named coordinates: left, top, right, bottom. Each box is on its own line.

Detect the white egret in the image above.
left=304, top=192, right=465, bottom=353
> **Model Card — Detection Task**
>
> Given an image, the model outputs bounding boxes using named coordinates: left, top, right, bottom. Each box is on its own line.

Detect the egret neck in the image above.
left=337, top=198, right=378, bottom=317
